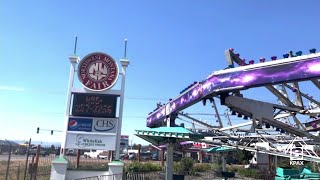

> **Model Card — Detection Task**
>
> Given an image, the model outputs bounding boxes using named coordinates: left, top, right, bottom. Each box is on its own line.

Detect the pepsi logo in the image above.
left=69, top=120, right=78, bottom=129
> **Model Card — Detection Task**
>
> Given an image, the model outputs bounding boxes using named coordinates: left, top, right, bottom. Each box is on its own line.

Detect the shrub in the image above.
left=210, top=162, right=222, bottom=171
left=237, top=168, right=260, bottom=178
left=173, top=157, right=195, bottom=174
left=192, top=164, right=211, bottom=172
left=125, top=162, right=163, bottom=173
left=173, top=162, right=182, bottom=173
left=227, top=165, right=240, bottom=172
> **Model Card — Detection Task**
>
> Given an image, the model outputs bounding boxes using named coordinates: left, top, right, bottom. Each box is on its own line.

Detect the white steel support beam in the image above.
left=284, top=83, right=320, bottom=107
left=224, top=96, right=319, bottom=141
left=219, top=121, right=253, bottom=131
left=211, top=98, right=223, bottom=128
left=292, top=115, right=306, bottom=131
left=311, top=79, right=320, bottom=89
left=265, top=85, right=296, bottom=108
left=292, top=82, right=304, bottom=108
left=178, top=113, right=219, bottom=129
left=202, top=140, right=320, bottom=163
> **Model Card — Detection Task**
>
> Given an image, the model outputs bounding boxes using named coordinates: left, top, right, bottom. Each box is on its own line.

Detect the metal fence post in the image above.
left=17, top=164, right=21, bottom=180
left=23, top=138, right=32, bottom=180
left=5, top=139, right=12, bottom=180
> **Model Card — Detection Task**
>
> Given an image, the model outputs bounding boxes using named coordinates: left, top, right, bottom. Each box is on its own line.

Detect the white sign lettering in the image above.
left=290, top=160, right=304, bottom=166
left=93, top=118, right=117, bottom=133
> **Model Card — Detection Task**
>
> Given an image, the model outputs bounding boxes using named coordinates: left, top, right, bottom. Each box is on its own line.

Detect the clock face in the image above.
left=78, top=52, right=119, bottom=91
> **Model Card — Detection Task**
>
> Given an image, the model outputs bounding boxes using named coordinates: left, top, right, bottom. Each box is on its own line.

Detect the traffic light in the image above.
left=51, top=130, right=53, bottom=135
left=37, top=127, right=39, bottom=133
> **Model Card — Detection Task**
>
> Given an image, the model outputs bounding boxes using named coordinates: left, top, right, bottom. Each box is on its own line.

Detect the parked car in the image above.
left=140, top=152, right=152, bottom=161
left=151, top=154, right=159, bottom=161
left=120, top=154, right=129, bottom=160
left=97, top=151, right=108, bottom=159
left=128, top=153, right=136, bottom=160
left=29, top=147, right=49, bottom=157
left=84, top=150, right=108, bottom=159
left=66, top=149, right=77, bottom=156
left=164, top=153, right=182, bottom=161
left=15, top=148, right=27, bottom=155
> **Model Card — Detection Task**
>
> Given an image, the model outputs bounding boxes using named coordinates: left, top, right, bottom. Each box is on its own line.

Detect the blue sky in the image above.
left=1, top=0, right=320, bottom=145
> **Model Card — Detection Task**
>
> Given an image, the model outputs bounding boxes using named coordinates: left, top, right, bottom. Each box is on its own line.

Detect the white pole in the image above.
left=222, top=153, right=226, bottom=171
left=115, top=59, right=129, bottom=160
left=61, top=56, right=79, bottom=157
left=165, top=143, right=174, bottom=180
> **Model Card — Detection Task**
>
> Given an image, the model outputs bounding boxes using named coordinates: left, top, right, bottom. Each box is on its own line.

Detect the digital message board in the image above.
left=72, top=93, right=118, bottom=118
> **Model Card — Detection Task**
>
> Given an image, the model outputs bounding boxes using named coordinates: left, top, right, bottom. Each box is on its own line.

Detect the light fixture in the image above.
left=231, top=111, right=236, bottom=115
left=202, top=99, right=207, bottom=106
left=283, top=54, right=289, bottom=58
left=243, top=116, right=248, bottom=120
left=237, top=113, right=242, bottom=118
left=296, top=51, right=303, bottom=56
left=229, top=48, right=234, bottom=52
left=276, top=128, right=280, bottom=131
left=235, top=53, right=240, bottom=57
left=280, top=129, right=285, bottom=133
left=259, top=57, right=265, bottom=63
left=289, top=51, right=295, bottom=57
left=271, top=56, right=277, bottom=61
left=240, top=58, right=246, bottom=66
left=249, top=60, right=254, bottom=65
left=312, top=122, right=317, bottom=128
left=309, top=48, right=316, bottom=54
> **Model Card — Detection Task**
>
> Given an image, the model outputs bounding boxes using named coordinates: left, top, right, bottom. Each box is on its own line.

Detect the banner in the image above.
left=65, top=133, right=116, bottom=150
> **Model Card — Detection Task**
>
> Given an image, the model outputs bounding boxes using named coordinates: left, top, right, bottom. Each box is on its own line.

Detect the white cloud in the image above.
left=0, top=86, right=25, bottom=91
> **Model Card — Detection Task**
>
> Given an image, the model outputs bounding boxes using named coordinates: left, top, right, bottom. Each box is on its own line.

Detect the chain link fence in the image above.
left=1, top=143, right=276, bottom=180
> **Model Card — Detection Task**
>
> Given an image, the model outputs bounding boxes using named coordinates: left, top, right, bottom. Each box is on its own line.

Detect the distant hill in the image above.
left=0, top=140, right=19, bottom=146
left=1, top=140, right=61, bottom=147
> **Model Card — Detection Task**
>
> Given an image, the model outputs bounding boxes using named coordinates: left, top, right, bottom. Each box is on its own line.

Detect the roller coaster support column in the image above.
left=211, top=98, right=223, bottom=128
left=165, top=142, right=174, bottom=180
left=221, top=153, right=226, bottom=172
left=222, top=95, right=319, bottom=140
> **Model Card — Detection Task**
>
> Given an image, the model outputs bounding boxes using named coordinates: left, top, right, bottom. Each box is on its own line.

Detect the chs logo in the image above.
left=69, top=120, right=78, bottom=129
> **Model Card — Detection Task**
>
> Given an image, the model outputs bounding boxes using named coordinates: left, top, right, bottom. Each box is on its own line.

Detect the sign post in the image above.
left=115, top=58, right=129, bottom=160
left=51, top=50, right=129, bottom=180
left=61, top=55, right=80, bottom=156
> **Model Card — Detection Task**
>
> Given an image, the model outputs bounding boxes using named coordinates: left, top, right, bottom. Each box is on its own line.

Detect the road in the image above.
left=0, top=154, right=29, bottom=161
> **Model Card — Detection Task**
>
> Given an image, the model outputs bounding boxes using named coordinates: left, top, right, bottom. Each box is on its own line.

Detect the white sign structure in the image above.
left=66, top=133, right=116, bottom=150
left=61, top=51, right=129, bottom=160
